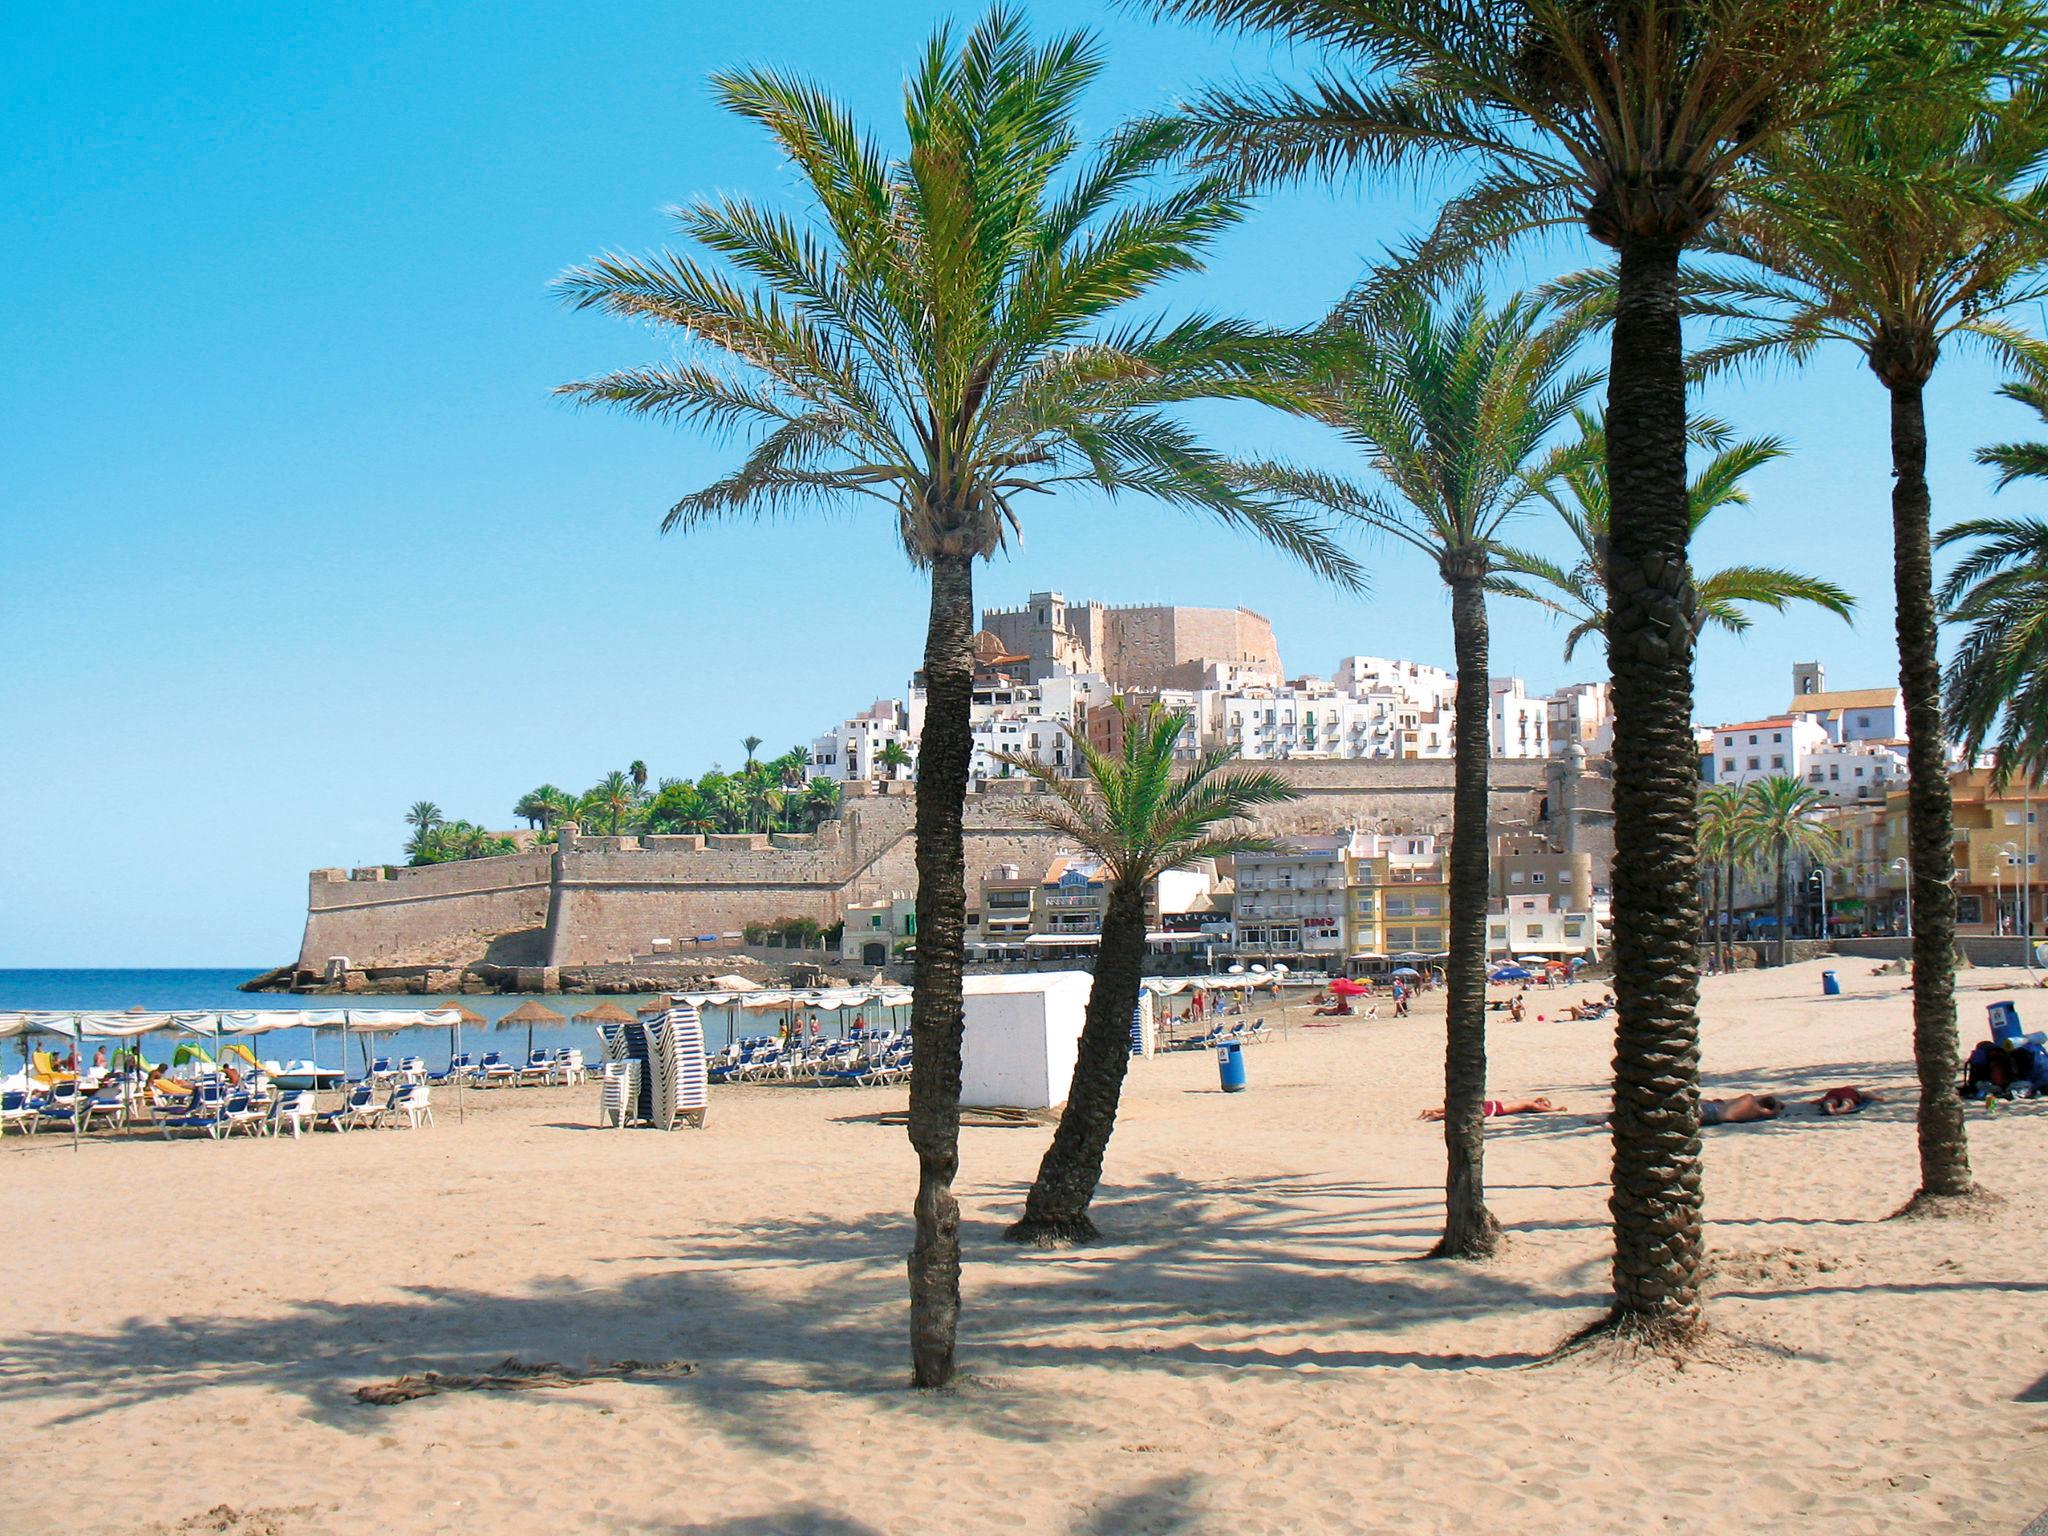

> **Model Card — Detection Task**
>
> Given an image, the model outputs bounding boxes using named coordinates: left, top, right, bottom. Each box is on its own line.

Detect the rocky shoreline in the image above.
left=239, top=954, right=874, bottom=997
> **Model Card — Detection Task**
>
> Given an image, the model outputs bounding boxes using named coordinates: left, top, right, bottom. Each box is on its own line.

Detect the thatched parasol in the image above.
left=498, top=998, right=564, bottom=1063
left=436, top=1000, right=487, bottom=1026
left=636, top=998, right=669, bottom=1016
left=573, top=1002, right=636, bottom=1024
left=436, top=1000, right=486, bottom=1122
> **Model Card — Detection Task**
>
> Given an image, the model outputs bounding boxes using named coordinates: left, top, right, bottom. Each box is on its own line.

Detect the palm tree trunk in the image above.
left=1889, top=376, right=1974, bottom=1202
left=1723, top=855, right=1736, bottom=973
left=907, top=551, right=976, bottom=1387
left=1600, top=234, right=1706, bottom=1339
left=1006, top=881, right=1150, bottom=1245
left=1434, top=566, right=1500, bottom=1258
left=1775, top=846, right=1789, bottom=967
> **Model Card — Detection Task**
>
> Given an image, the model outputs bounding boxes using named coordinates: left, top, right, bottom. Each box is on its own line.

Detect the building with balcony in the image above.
left=1886, top=770, right=2048, bottom=936
left=1346, top=833, right=1450, bottom=962
left=1487, top=894, right=1599, bottom=959
left=1231, top=834, right=1357, bottom=958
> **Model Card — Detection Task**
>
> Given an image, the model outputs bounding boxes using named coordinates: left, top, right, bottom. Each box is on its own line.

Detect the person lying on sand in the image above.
left=1815, top=1085, right=1879, bottom=1116
left=1418, top=1096, right=1563, bottom=1121
left=1700, top=1092, right=1782, bottom=1126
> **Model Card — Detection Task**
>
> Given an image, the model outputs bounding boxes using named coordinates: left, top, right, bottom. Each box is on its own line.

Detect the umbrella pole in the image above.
left=71, top=1014, right=81, bottom=1152
left=456, top=1017, right=466, bottom=1124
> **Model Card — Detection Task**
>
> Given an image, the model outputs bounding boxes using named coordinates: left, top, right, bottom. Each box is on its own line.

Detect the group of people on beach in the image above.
left=1418, top=1084, right=1880, bottom=1124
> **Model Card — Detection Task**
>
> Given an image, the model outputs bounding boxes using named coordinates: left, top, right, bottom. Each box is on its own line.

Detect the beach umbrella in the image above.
left=1391, top=967, right=1421, bottom=979
left=1490, top=965, right=1534, bottom=983
left=498, top=999, right=564, bottom=1064
left=636, top=999, right=668, bottom=1016
left=1329, top=977, right=1369, bottom=997
left=438, top=1001, right=485, bottom=1123
left=573, top=1002, right=636, bottom=1024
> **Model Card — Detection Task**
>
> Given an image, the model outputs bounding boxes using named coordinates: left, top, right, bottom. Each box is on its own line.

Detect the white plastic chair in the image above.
left=392, top=1083, right=434, bottom=1128
left=271, top=1090, right=318, bottom=1139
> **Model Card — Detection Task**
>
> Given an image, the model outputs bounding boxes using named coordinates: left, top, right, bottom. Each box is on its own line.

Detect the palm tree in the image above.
left=877, top=740, right=914, bottom=781
left=1664, top=29, right=2048, bottom=1205
left=515, top=785, right=571, bottom=830
left=741, top=737, right=762, bottom=773
left=1696, top=782, right=1758, bottom=973
left=805, top=777, right=844, bottom=829
left=555, top=8, right=1358, bottom=1388
left=1257, top=285, right=1597, bottom=1258
left=1744, top=777, right=1841, bottom=968
left=1505, top=412, right=1853, bottom=661
left=1000, top=701, right=1297, bottom=1244
left=629, top=760, right=649, bottom=793
left=1942, top=390, right=2048, bottom=784
left=405, top=801, right=443, bottom=848
left=1147, top=0, right=1909, bottom=1346
left=593, top=770, right=637, bottom=836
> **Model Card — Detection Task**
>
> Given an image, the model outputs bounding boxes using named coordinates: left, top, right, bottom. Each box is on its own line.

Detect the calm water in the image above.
left=0, top=968, right=818, bottom=1067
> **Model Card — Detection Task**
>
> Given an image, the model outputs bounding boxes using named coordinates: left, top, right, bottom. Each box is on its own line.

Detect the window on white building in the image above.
left=1771, top=755, right=1785, bottom=769
left=1747, top=757, right=1760, bottom=771
left=1510, top=871, right=1525, bottom=885
left=1532, top=872, right=1546, bottom=884
left=1723, top=758, right=1736, bottom=772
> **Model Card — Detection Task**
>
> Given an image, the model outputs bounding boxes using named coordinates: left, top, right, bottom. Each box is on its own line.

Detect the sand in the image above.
left=4, top=957, right=2045, bottom=1536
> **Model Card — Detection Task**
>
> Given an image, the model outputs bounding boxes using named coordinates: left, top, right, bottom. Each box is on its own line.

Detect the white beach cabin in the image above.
left=960, top=971, right=1092, bottom=1110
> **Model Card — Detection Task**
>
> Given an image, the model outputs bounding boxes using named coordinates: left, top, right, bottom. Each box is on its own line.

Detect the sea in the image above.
left=0, top=968, right=791, bottom=1066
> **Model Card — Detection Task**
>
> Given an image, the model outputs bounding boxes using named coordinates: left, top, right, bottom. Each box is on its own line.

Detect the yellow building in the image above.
left=1884, top=770, right=2048, bottom=935
left=1345, top=833, right=1451, bottom=961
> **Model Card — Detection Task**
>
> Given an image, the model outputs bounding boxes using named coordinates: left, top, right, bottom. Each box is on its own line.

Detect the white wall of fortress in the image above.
left=296, top=759, right=1588, bottom=972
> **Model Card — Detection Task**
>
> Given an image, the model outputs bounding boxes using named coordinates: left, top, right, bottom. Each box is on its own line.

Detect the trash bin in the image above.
left=1822, top=970, right=1840, bottom=997
left=1216, top=1040, right=1247, bottom=1093
left=1989, top=999, right=2022, bottom=1040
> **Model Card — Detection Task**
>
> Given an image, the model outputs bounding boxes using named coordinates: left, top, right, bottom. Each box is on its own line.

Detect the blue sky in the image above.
left=5, top=1, right=2039, bottom=966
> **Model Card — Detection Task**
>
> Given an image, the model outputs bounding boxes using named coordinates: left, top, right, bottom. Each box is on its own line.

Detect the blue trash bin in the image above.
left=1216, top=1040, right=1246, bottom=1093
left=1822, top=970, right=1840, bottom=997
left=1990, top=999, right=2022, bottom=1041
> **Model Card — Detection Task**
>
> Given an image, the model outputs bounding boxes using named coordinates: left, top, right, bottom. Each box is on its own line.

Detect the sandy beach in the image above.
left=4, top=956, right=2045, bottom=1535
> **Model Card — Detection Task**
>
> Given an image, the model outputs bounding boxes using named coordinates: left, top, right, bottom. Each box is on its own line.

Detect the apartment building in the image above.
left=1347, top=832, right=1451, bottom=960
left=1231, top=835, right=1357, bottom=957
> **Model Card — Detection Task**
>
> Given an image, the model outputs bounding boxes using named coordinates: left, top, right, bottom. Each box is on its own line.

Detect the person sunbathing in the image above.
left=1815, top=1085, right=1879, bottom=1116
left=1699, top=1092, right=1782, bottom=1126
left=1418, top=1096, right=1562, bottom=1121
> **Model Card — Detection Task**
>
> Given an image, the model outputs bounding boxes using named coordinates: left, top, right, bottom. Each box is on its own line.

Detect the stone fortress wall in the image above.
left=294, top=756, right=1610, bottom=978
left=977, top=593, right=1283, bottom=692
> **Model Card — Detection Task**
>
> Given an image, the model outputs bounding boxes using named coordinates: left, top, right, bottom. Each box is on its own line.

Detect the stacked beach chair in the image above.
left=597, top=1001, right=707, bottom=1130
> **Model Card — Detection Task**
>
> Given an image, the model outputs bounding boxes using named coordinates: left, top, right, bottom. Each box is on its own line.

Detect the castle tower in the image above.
left=1792, top=661, right=1825, bottom=698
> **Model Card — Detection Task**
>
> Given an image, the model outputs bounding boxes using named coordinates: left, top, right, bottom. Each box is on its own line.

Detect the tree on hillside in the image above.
left=1254, top=284, right=1597, bottom=1259
left=1149, top=0, right=1969, bottom=1344
left=1000, top=701, right=1297, bottom=1244
left=1504, top=412, right=1853, bottom=661
left=557, top=7, right=1358, bottom=1386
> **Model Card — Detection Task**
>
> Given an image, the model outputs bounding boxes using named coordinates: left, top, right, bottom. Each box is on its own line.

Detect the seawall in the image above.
left=290, top=756, right=1606, bottom=981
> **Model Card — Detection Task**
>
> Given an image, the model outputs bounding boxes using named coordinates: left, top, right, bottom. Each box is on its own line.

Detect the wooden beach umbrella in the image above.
left=573, top=1002, right=636, bottom=1024
left=498, top=999, right=563, bottom=1064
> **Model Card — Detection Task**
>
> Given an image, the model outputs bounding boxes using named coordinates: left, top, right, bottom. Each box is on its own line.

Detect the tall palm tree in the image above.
left=877, top=740, right=914, bottom=781
left=593, top=770, right=637, bottom=836
left=1744, top=776, right=1841, bottom=967
left=1256, top=285, right=1597, bottom=1258
left=1660, top=28, right=2048, bottom=1204
left=629, top=760, right=649, bottom=793
left=741, top=736, right=763, bottom=773
left=1504, top=412, right=1853, bottom=660
left=1000, top=701, right=1297, bottom=1243
left=555, top=8, right=1358, bottom=1388
left=1147, top=0, right=1912, bottom=1345
left=405, top=801, right=443, bottom=847
left=805, top=776, right=844, bottom=829
left=1942, top=390, right=2048, bottom=784
left=1696, top=781, right=1758, bottom=973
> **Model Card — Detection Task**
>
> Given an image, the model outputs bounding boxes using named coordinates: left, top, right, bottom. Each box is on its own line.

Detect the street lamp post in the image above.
left=1890, top=857, right=1912, bottom=939
left=1999, top=841, right=2021, bottom=939
left=1810, top=865, right=1831, bottom=942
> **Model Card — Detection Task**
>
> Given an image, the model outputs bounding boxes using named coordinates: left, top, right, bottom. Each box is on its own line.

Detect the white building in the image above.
left=1708, top=716, right=1832, bottom=788
left=1487, top=893, right=1601, bottom=960
left=1547, top=681, right=1613, bottom=757
left=1803, top=739, right=1909, bottom=805
left=1789, top=663, right=1905, bottom=743
left=1230, top=834, right=1358, bottom=956
left=810, top=700, right=916, bottom=783
left=1488, top=677, right=1552, bottom=759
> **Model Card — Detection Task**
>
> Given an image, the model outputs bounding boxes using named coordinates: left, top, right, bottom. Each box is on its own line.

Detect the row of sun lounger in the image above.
left=1164, top=1020, right=1274, bottom=1052
left=709, top=1032, right=913, bottom=1086
left=0, top=1080, right=437, bottom=1139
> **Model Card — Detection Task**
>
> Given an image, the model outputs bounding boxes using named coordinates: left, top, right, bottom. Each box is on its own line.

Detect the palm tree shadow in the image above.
left=2, top=1171, right=1593, bottom=1448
